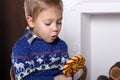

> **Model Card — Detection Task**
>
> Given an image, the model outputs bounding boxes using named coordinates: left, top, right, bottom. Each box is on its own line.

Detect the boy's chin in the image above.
left=45, top=39, right=55, bottom=43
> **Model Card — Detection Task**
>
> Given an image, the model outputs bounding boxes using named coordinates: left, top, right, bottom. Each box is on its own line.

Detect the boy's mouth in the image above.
left=51, top=35, right=57, bottom=40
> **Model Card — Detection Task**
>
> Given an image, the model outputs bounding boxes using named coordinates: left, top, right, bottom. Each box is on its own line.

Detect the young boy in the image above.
left=11, top=0, right=72, bottom=80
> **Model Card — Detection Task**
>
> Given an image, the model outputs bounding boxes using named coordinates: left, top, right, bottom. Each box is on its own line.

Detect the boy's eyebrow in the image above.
left=57, top=17, right=62, bottom=21
left=44, top=17, right=62, bottom=21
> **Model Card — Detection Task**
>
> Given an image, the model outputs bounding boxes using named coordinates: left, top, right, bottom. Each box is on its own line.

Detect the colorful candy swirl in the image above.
left=63, top=55, right=85, bottom=77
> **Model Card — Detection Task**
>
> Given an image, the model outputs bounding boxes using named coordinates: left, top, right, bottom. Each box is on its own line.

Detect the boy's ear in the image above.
left=26, top=16, right=34, bottom=28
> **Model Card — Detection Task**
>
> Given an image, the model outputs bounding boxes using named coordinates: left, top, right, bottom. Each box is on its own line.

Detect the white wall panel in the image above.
left=61, top=1, right=120, bottom=80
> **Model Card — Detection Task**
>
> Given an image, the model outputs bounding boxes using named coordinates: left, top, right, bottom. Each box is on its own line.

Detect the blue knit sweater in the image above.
left=11, top=27, right=69, bottom=80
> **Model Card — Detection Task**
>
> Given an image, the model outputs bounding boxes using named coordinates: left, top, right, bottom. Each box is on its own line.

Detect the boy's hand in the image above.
left=54, top=75, right=72, bottom=80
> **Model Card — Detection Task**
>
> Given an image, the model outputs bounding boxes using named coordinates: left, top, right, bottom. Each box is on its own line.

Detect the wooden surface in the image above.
left=0, top=0, right=27, bottom=79
left=109, top=62, right=120, bottom=80
left=77, top=65, right=87, bottom=80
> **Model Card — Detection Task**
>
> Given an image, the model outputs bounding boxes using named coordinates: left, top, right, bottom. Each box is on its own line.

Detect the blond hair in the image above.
left=24, top=0, right=63, bottom=21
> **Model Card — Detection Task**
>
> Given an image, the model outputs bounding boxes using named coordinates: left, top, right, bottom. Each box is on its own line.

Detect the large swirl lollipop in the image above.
left=63, top=55, right=85, bottom=77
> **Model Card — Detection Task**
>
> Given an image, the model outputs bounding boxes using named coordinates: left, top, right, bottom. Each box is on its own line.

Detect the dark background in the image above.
left=0, top=0, right=27, bottom=79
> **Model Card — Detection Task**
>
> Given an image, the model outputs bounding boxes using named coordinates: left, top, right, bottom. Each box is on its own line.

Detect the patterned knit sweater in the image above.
left=11, top=27, right=69, bottom=80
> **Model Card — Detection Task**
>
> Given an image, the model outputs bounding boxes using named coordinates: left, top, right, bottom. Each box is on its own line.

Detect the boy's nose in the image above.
left=52, top=25, right=58, bottom=32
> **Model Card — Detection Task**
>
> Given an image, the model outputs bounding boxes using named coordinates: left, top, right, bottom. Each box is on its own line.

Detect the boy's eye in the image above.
left=57, top=22, right=62, bottom=25
left=57, top=20, right=62, bottom=25
left=45, top=23, right=51, bottom=26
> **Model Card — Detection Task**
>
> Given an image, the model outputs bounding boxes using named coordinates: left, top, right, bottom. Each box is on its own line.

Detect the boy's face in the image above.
left=28, top=7, right=62, bottom=43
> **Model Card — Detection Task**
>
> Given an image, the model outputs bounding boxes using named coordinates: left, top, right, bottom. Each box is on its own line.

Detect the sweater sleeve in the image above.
left=59, top=40, right=70, bottom=70
left=11, top=44, right=33, bottom=80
